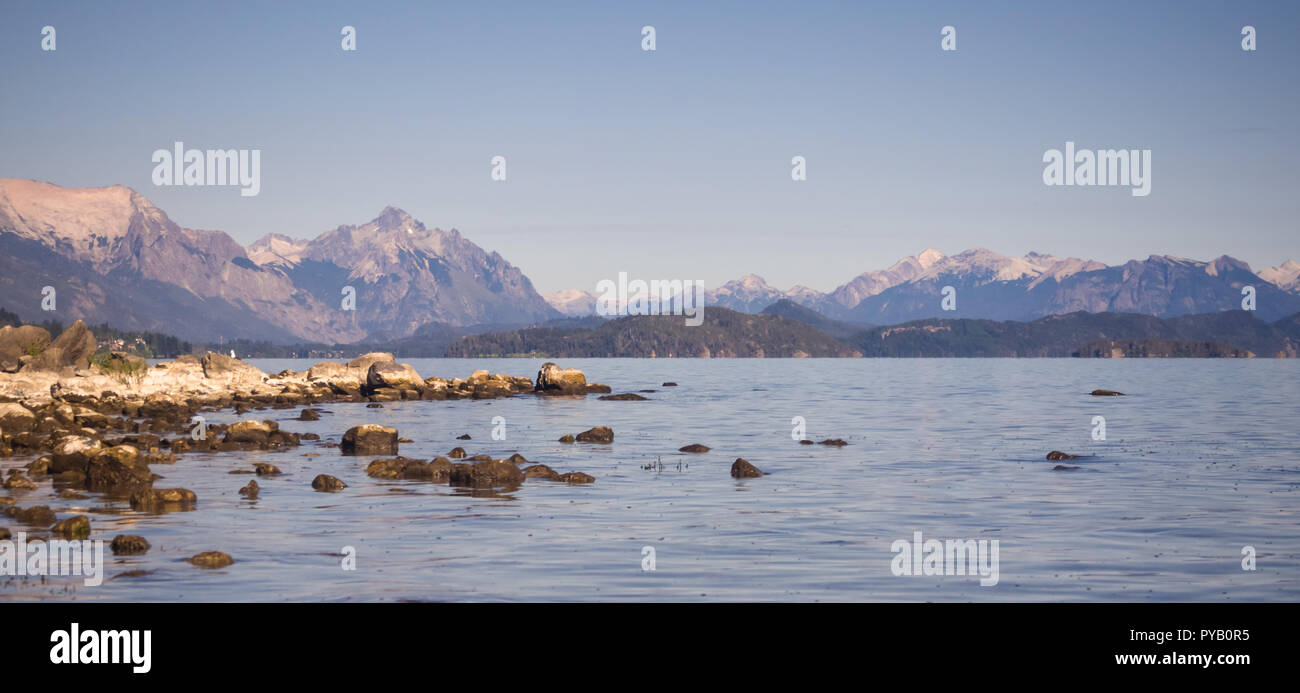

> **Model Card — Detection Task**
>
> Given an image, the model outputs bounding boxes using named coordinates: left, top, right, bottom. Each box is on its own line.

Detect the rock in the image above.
left=506, top=453, right=528, bottom=464
left=85, top=445, right=152, bottom=493
left=662, top=382, right=677, bottom=387
left=560, top=472, right=595, bottom=484
left=0, top=402, right=36, bottom=433
left=1046, top=451, right=1080, bottom=460
left=187, top=551, right=234, bottom=569
left=298, top=408, right=321, bottom=421
left=366, top=361, right=424, bottom=391
left=1090, top=389, right=1126, bottom=396
left=818, top=439, right=848, bottom=447
left=312, top=474, right=347, bottom=492
left=306, top=361, right=364, bottom=395
left=558, top=434, right=575, bottom=444
left=223, top=419, right=277, bottom=447
left=0, top=324, right=51, bottom=372
left=450, top=458, right=524, bottom=488
left=50, top=435, right=103, bottom=474
left=448, top=447, right=467, bottom=459
left=341, top=424, right=399, bottom=455
left=365, top=457, right=452, bottom=481
left=678, top=444, right=710, bottom=453
left=534, top=362, right=587, bottom=394
left=130, top=488, right=197, bottom=511
left=346, top=352, right=395, bottom=371
left=1052, top=464, right=1080, bottom=471
left=14, top=505, right=57, bottom=526
left=201, top=352, right=261, bottom=379
left=26, top=457, right=51, bottom=475
left=798, top=439, right=813, bottom=445
left=730, top=458, right=764, bottom=478
left=57, top=489, right=86, bottom=500
left=522, top=464, right=562, bottom=480
left=0, top=527, right=8, bottom=540
left=585, top=384, right=612, bottom=394
left=52, top=515, right=91, bottom=539
left=366, top=402, right=384, bottom=408
left=254, top=463, right=281, bottom=476
left=598, top=393, right=648, bottom=401
left=23, top=320, right=96, bottom=371
left=575, top=426, right=613, bottom=444
left=456, top=434, right=472, bottom=440
left=110, top=534, right=151, bottom=555
left=2, top=474, right=37, bottom=490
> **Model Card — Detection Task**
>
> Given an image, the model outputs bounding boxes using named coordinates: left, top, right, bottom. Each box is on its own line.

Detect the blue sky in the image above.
left=2, top=1, right=1297, bottom=293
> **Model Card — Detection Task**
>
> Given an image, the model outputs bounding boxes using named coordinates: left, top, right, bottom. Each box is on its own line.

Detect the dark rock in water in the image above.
left=397, top=437, right=414, bottom=444
left=1052, top=464, right=1080, bottom=471
left=507, top=453, right=528, bottom=464
left=311, top=474, right=346, bottom=492
left=187, top=551, right=234, bottom=569
left=819, top=439, right=848, bottom=447
left=639, top=390, right=657, bottom=393
left=1090, top=389, right=1126, bottom=396
left=298, top=408, right=321, bottom=421
left=0, top=527, right=9, bottom=540
left=558, top=434, right=575, bottom=444
left=575, top=426, right=613, bottom=444
left=365, top=457, right=452, bottom=482
left=456, top=434, right=471, bottom=440
left=523, top=464, right=562, bottom=480
left=366, top=402, right=384, bottom=408
left=534, top=362, right=588, bottom=395
left=341, top=425, right=399, bottom=455
left=3, top=473, right=37, bottom=490
left=467, top=454, right=493, bottom=462
left=798, top=439, right=814, bottom=445
left=560, top=472, right=595, bottom=484
left=13, top=505, right=57, bottom=526
left=679, top=444, right=710, bottom=453
left=52, top=515, right=91, bottom=539
left=0, top=402, right=37, bottom=433
left=662, top=382, right=677, bottom=387
left=85, top=446, right=152, bottom=493
left=239, top=479, right=259, bottom=497
left=1046, top=451, right=1080, bottom=460
left=111, top=534, right=151, bottom=555
left=450, top=459, right=524, bottom=488
left=254, top=463, right=281, bottom=476
left=599, top=393, right=648, bottom=401
left=448, top=446, right=467, bottom=459
left=730, top=458, right=764, bottom=478
left=130, top=488, right=197, bottom=511
left=585, top=384, right=612, bottom=394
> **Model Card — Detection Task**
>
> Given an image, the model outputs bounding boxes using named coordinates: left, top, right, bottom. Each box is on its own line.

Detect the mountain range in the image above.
left=3, top=178, right=1298, bottom=345
left=0, top=179, right=558, bottom=343
left=547, top=249, right=1300, bottom=324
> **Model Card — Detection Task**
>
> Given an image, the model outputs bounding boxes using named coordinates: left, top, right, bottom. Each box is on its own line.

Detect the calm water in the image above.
left=3, top=359, right=1298, bottom=602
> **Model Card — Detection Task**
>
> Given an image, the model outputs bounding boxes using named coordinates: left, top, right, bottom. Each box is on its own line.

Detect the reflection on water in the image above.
left=3, top=358, right=1298, bottom=602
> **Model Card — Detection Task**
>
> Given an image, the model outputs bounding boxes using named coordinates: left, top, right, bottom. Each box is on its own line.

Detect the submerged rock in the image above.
left=1090, top=389, right=1126, bottom=396
left=1052, top=464, right=1080, bottom=471
left=575, top=426, right=614, bottom=444
left=818, top=439, right=848, bottom=447
left=130, top=488, right=197, bottom=511
left=365, top=457, right=452, bottom=482
left=449, top=459, right=524, bottom=488
left=522, top=464, right=562, bottom=480
left=52, top=515, right=91, bottom=539
left=1046, top=451, right=1080, bottom=460
left=560, top=472, right=595, bottom=484
left=110, top=534, right=151, bottom=555
left=730, top=458, right=764, bottom=478
left=187, top=551, right=234, bottom=569
left=558, top=434, right=575, bottom=444
left=599, top=393, right=648, bottom=401
left=678, top=444, right=710, bottom=453
left=312, top=474, right=347, bottom=492
left=448, top=447, right=467, bottom=459
left=13, top=505, right=57, bottom=526
left=341, top=424, right=399, bottom=455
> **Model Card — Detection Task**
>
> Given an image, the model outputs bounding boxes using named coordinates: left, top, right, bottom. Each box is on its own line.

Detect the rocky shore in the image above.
left=1, top=322, right=620, bottom=560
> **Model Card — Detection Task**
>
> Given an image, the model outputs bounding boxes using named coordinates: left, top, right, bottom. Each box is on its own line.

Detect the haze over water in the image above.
left=3, top=358, right=1296, bottom=601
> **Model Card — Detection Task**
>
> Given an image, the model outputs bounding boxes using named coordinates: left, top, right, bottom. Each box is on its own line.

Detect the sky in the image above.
left=2, top=0, right=1297, bottom=294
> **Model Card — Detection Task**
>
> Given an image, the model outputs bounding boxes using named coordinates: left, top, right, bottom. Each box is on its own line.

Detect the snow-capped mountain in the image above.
left=0, top=179, right=558, bottom=343
left=1260, top=260, right=1300, bottom=293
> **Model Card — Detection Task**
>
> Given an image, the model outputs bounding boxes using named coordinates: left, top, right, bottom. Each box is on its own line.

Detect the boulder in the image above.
left=346, top=352, right=395, bottom=371
left=0, top=402, right=36, bottom=434
left=730, top=458, right=764, bottom=478
left=50, top=435, right=104, bottom=474
left=575, top=426, right=613, bottom=444
left=200, top=352, right=261, bottom=379
left=187, top=551, right=234, bottom=569
left=1090, top=389, right=1125, bottom=396
left=449, top=459, right=524, bottom=488
left=599, top=393, right=648, bottom=401
left=23, top=320, right=95, bottom=371
left=522, top=464, right=562, bottom=480
left=311, top=474, right=347, bottom=492
left=1046, top=451, right=1080, bottom=460
left=85, top=445, right=152, bottom=493
left=0, top=325, right=51, bottom=372
left=51, top=515, right=91, bottom=539
left=110, top=534, right=151, bottom=555
left=534, top=362, right=587, bottom=394
left=366, top=361, right=424, bottom=391
left=341, top=424, right=399, bottom=455
left=560, top=472, right=595, bottom=484
left=678, top=444, right=710, bottom=453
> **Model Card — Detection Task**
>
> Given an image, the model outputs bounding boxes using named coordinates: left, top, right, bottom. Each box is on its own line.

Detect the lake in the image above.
left=3, top=358, right=1298, bottom=601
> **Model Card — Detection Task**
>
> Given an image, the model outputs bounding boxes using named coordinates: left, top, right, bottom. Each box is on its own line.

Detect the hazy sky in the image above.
left=2, top=1, right=1297, bottom=293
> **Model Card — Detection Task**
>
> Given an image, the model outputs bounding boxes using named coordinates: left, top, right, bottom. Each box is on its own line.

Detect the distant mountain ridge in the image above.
left=545, top=248, right=1300, bottom=324
left=0, top=179, right=558, bottom=344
